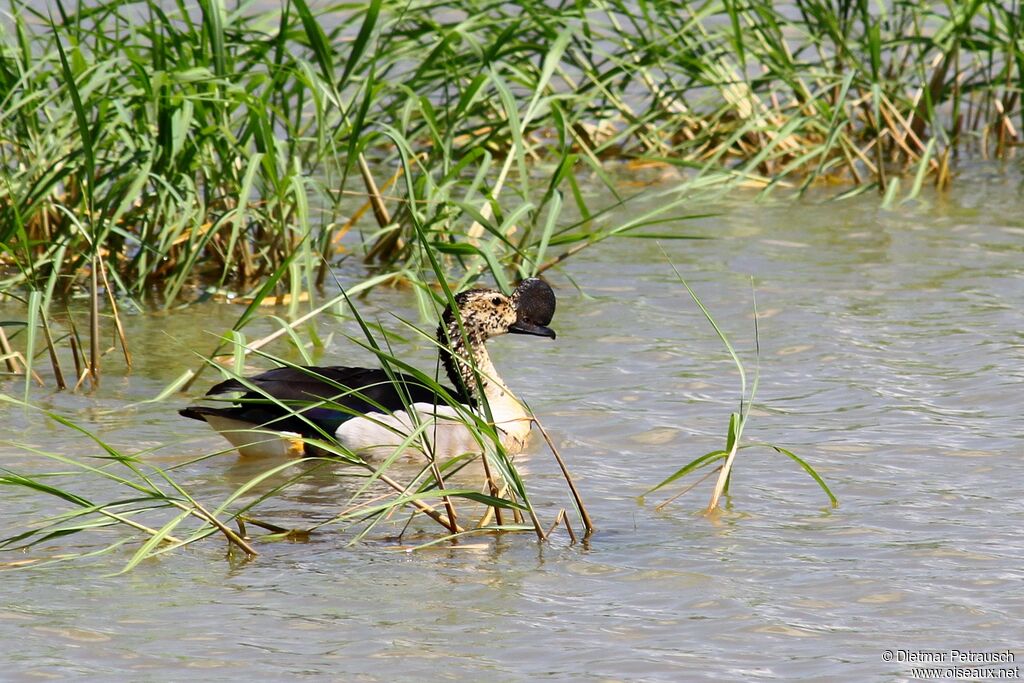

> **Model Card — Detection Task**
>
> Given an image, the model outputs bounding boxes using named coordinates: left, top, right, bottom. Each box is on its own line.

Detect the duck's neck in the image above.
left=436, top=325, right=491, bottom=403
left=437, top=323, right=532, bottom=447
left=438, top=323, right=512, bottom=407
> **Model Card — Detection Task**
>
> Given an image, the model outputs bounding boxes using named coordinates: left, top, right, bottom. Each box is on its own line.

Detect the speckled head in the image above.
left=437, top=281, right=557, bottom=400
left=440, top=289, right=518, bottom=343
left=439, top=279, right=557, bottom=342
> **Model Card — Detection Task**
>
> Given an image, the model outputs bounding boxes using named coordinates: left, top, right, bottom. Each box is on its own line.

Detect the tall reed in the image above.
left=645, top=255, right=838, bottom=513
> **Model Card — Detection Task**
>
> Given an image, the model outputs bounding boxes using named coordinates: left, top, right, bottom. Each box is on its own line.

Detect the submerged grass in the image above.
left=645, top=255, right=838, bottom=513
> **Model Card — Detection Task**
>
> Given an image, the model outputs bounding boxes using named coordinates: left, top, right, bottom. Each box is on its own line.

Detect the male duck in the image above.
left=179, top=278, right=556, bottom=459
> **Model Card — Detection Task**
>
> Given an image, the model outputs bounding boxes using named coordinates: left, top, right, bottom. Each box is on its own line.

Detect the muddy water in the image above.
left=2, top=164, right=1023, bottom=681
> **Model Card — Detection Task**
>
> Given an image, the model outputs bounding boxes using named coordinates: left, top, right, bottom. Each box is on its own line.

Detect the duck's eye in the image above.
left=491, top=296, right=502, bottom=306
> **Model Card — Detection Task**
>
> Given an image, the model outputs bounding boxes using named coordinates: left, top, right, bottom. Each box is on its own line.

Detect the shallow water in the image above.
left=2, top=164, right=1023, bottom=681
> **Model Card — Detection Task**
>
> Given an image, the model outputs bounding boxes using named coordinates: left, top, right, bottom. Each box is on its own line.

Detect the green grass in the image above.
left=0, top=218, right=594, bottom=568
left=644, top=254, right=838, bottom=513
left=0, top=307, right=592, bottom=569
left=1, top=0, right=1017, bottom=563
left=3, top=0, right=1021, bottom=315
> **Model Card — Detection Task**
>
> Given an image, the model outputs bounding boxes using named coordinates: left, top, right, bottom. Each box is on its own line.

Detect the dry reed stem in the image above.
left=479, top=450, right=504, bottom=526
left=171, top=500, right=258, bottom=557
left=238, top=516, right=292, bottom=534
left=0, top=345, right=45, bottom=385
left=170, top=220, right=214, bottom=247
left=871, top=123, right=888, bottom=191
left=39, top=311, right=66, bottom=390
left=491, top=477, right=543, bottom=539
left=424, top=448, right=459, bottom=533
left=357, top=153, right=391, bottom=230
left=88, top=255, right=99, bottom=384
left=511, top=499, right=524, bottom=525
left=562, top=511, right=577, bottom=544
left=544, top=508, right=578, bottom=543
left=848, top=136, right=880, bottom=176
left=879, top=95, right=938, bottom=169
left=995, top=98, right=1018, bottom=138
left=936, top=148, right=952, bottom=189
left=371, top=468, right=464, bottom=533
left=546, top=508, right=566, bottom=539
left=476, top=480, right=510, bottom=529
left=706, top=439, right=740, bottom=513
left=536, top=239, right=593, bottom=276
left=839, top=141, right=865, bottom=184
left=525, top=499, right=547, bottom=540
left=65, top=306, right=85, bottom=380
left=0, top=327, right=20, bottom=373
left=97, top=254, right=132, bottom=368
left=655, top=465, right=720, bottom=512
left=474, top=502, right=499, bottom=529
left=533, top=416, right=594, bottom=533
left=353, top=163, right=404, bottom=256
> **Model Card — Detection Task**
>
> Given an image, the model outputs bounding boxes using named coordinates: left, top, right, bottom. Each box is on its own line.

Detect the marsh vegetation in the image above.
left=3, top=0, right=1021, bottom=312
left=1, top=0, right=1019, bottom=560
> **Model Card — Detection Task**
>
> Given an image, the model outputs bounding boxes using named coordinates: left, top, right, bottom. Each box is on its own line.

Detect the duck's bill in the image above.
left=509, top=320, right=556, bottom=339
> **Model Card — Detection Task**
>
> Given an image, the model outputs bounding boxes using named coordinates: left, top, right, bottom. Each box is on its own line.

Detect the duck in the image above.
left=179, top=278, right=556, bottom=460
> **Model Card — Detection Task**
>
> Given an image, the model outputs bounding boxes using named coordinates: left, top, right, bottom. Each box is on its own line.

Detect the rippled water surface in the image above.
left=2, top=166, right=1023, bottom=681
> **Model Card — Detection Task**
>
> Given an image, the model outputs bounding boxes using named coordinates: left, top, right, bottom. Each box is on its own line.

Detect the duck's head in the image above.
left=440, top=278, right=557, bottom=345
left=438, top=278, right=556, bottom=401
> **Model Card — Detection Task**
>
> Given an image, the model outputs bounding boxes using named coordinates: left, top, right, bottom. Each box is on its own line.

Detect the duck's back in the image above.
left=207, top=366, right=451, bottom=412
left=179, top=366, right=466, bottom=446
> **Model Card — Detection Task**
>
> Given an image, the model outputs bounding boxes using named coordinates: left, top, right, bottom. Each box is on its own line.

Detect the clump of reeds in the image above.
left=3, top=0, right=1021, bottom=321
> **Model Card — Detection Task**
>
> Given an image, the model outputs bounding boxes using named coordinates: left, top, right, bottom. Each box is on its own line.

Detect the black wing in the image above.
left=180, top=365, right=461, bottom=438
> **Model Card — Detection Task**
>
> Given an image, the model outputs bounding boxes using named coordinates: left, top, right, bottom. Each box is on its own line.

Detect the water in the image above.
left=2, top=165, right=1023, bottom=681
